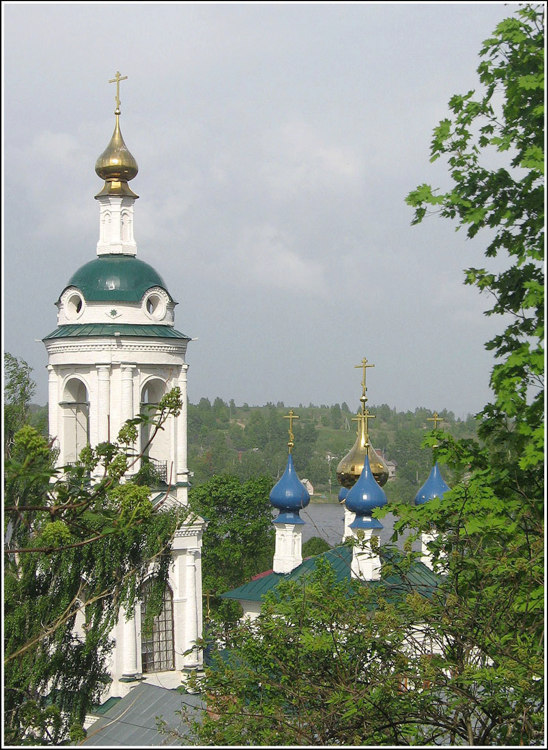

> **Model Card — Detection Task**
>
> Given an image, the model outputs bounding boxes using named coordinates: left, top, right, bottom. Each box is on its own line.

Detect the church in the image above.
left=41, top=74, right=450, bottom=706
left=42, top=73, right=204, bottom=700
left=221, top=366, right=450, bottom=619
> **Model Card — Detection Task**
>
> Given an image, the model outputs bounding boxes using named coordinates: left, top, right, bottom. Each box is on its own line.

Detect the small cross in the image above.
left=355, top=357, right=375, bottom=399
left=427, top=412, right=443, bottom=430
left=109, top=71, right=128, bottom=111
left=283, top=410, right=299, bottom=453
left=352, top=409, right=376, bottom=440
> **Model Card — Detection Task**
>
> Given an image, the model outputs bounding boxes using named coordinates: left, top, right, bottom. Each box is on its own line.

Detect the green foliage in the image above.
left=302, top=536, right=331, bottom=557
left=406, top=3, right=544, bottom=471
left=4, top=352, right=37, bottom=457
left=4, top=389, right=186, bottom=744
left=188, top=549, right=543, bottom=745
left=188, top=474, right=275, bottom=624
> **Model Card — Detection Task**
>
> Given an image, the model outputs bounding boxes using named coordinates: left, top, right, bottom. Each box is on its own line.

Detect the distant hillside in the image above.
left=186, top=399, right=477, bottom=504
left=30, top=398, right=476, bottom=506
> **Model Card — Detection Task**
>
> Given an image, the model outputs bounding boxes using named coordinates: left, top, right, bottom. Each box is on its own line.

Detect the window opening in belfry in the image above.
left=140, top=581, right=175, bottom=673
left=60, top=379, right=90, bottom=463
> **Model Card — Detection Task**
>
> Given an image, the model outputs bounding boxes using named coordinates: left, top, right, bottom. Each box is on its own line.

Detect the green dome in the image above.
left=64, top=256, right=172, bottom=302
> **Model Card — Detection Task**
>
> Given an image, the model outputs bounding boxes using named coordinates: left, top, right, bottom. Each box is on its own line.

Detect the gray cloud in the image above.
left=3, top=2, right=513, bottom=417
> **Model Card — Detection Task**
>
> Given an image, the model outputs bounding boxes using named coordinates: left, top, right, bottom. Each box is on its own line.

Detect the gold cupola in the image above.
left=336, top=358, right=389, bottom=489
left=95, top=71, right=139, bottom=199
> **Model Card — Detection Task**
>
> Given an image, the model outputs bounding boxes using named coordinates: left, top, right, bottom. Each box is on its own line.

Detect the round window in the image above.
left=65, top=292, right=84, bottom=320
left=144, top=291, right=166, bottom=321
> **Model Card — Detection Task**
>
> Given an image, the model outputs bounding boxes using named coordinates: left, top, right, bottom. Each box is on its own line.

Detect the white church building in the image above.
left=42, top=74, right=204, bottom=699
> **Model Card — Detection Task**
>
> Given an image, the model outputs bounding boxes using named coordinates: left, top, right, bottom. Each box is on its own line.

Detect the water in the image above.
left=300, top=503, right=415, bottom=549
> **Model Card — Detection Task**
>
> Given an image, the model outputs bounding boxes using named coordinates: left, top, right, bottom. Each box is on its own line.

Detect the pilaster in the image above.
left=273, top=523, right=303, bottom=574
left=351, top=529, right=381, bottom=581
left=96, top=365, right=111, bottom=443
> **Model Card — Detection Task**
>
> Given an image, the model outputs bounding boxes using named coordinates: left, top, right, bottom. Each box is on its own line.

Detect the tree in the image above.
left=4, top=352, right=37, bottom=457
left=406, top=3, right=544, bottom=472
left=173, top=6, right=544, bottom=746
left=4, top=388, right=187, bottom=744
left=302, top=536, right=331, bottom=557
left=188, top=474, right=275, bottom=625
left=182, top=546, right=542, bottom=746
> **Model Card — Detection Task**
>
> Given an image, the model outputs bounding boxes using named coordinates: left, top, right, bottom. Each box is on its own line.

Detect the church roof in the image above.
left=43, top=323, right=190, bottom=341
left=61, top=256, right=173, bottom=303
left=83, top=683, right=203, bottom=746
left=221, top=545, right=439, bottom=604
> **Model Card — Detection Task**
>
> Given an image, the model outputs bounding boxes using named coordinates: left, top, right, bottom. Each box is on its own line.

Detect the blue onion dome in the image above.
left=414, top=462, right=450, bottom=506
left=346, top=454, right=387, bottom=530
left=270, top=453, right=310, bottom=525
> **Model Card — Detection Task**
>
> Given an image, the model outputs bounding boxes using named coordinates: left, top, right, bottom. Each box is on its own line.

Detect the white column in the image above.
left=47, top=365, right=59, bottom=450
left=351, top=530, right=381, bottom=580
left=121, top=607, right=140, bottom=680
left=176, top=364, right=189, bottom=487
left=273, top=523, right=303, bottom=574
left=121, top=365, right=135, bottom=421
left=342, top=507, right=355, bottom=542
left=96, top=365, right=111, bottom=443
left=183, top=549, right=199, bottom=670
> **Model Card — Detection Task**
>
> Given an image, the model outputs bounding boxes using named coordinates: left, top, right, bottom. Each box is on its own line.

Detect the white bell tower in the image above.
left=42, top=74, right=204, bottom=698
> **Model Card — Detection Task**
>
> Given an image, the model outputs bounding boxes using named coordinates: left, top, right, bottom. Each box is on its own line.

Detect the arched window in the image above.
left=140, top=379, right=169, bottom=481
left=61, top=378, right=89, bottom=463
left=140, top=581, right=174, bottom=673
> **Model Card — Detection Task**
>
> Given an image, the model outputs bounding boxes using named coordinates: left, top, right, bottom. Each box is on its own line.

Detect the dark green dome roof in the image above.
left=64, top=256, right=172, bottom=302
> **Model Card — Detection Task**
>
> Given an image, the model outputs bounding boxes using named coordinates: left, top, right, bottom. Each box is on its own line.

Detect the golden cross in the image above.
left=427, top=412, right=443, bottom=430
left=283, top=410, right=299, bottom=453
left=352, top=409, right=376, bottom=439
left=109, top=71, right=128, bottom=111
left=355, top=357, right=375, bottom=400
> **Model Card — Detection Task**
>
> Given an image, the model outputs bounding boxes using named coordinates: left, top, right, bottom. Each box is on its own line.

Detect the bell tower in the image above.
left=42, top=74, right=204, bottom=697
left=43, top=72, right=191, bottom=501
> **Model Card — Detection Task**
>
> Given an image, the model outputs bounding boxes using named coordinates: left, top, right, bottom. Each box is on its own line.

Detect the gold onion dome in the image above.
left=336, top=409, right=389, bottom=489
left=95, top=72, right=138, bottom=198
left=336, top=357, right=389, bottom=489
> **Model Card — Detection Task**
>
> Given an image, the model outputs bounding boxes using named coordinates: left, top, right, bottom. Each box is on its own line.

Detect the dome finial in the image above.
left=283, top=409, right=299, bottom=454
left=427, top=411, right=444, bottom=462
left=355, top=356, right=374, bottom=410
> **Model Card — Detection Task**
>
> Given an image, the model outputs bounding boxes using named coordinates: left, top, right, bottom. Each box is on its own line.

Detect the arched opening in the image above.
left=61, top=378, right=89, bottom=463
left=140, top=581, right=175, bottom=673
left=140, top=379, right=169, bottom=482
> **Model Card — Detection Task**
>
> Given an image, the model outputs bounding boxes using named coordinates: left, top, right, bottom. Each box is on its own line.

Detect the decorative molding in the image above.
left=45, top=342, right=188, bottom=355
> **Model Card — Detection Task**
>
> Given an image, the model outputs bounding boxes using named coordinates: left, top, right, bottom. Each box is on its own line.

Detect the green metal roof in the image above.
left=43, top=324, right=190, bottom=341
left=63, top=256, right=172, bottom=302
left=221, top=545, right=439, bottom=603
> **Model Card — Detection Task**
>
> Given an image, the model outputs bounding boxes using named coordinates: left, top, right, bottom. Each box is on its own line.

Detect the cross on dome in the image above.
left=283, top=410, right=299, bottom=453
left=427, top=411, right=443, bottom=430
left=109, top=71, right=128, bottom=113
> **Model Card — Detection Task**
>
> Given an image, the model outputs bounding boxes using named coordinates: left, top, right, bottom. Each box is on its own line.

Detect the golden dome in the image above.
left=336, top=409, right=389, bottom=489
left=95, top=112, right=138, bottom=184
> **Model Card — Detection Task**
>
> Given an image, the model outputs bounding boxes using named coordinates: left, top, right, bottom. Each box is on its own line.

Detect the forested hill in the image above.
left=29, top=398, right=477, bottom=504
left=187, top=399, right=477, bottom=503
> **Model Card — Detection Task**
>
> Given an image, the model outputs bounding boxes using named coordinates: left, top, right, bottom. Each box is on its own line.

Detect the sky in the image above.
left=3, top=1, right=517, bottom=418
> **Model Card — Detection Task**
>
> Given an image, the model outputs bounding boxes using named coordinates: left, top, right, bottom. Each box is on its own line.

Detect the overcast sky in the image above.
left=3, top=1, right=516, bottom=418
